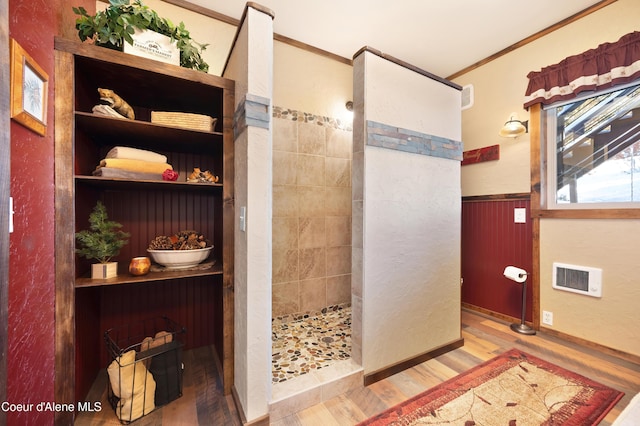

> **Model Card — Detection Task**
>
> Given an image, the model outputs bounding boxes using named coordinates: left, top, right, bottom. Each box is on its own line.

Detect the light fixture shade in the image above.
left=499, top=120, right=526, bottom=137
left=499, top=118, right=527, bottom=138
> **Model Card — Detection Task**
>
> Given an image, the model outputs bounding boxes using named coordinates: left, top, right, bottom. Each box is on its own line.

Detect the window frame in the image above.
left=532, top=83, right=640, bottom=219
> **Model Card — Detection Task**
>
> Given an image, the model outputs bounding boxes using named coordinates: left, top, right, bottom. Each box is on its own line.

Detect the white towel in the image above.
left=106, top=146, right=168, bottom=164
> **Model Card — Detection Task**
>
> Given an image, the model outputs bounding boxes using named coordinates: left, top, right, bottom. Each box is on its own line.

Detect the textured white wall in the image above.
left=354, top=51, right=461, bottom=375
left=224, top=6, right=273, bottom=422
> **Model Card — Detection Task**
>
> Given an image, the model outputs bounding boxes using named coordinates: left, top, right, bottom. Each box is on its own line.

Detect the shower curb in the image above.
left=269, top=359, right=363, bottom=421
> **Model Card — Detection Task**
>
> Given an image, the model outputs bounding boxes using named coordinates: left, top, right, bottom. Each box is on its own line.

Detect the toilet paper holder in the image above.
left=504, top=265, right=536, bottom=335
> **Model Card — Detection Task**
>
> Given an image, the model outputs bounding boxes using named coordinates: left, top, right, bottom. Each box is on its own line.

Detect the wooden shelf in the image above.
left=75, top=112, right=222, bottom=152
left=75, top=175, right=223, bottom=191
left=75, top=261, right=223, bottom=288
left=54, top=38, right=235, bottom=417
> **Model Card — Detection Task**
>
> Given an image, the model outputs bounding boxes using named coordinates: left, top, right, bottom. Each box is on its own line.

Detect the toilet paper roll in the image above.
left=504, top=266, right=527, bottom=283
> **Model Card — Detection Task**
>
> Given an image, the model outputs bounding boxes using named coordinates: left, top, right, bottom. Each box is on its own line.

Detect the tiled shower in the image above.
left=271, top=107, right=353, bottom=384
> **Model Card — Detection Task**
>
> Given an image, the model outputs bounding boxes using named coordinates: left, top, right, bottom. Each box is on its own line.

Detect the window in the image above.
left=544, top=82, right=640, bottom=208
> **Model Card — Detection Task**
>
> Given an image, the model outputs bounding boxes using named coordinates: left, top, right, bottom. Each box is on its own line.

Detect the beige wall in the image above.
left=274, top=41, right=353, bottom=120
left=454, top=0, right=640, bottom=357
left=98, top=0, right=238, bottom=76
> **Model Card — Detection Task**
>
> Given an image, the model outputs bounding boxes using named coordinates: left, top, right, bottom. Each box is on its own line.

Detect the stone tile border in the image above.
left=233, top=93, right=271, bottom=138
left=367, top=120, right=463, bottom=161
left=273, top=106, right=353, bottom=132
left=272, top=302, right=351, bottom=325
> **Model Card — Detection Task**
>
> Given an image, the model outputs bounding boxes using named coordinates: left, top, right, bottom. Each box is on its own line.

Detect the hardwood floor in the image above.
left=272, top=310, right=640, bottom=426
left=74, top=345, right=242, bottom=426
left=75, top=310, right=640, bottom=425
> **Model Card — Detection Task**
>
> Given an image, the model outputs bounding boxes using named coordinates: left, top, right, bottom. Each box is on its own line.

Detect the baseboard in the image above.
left=540, top=325, right=640, bottom=365
left=462, top=303, right=535, bottom=328
left=231, top=385, right=270, bottom=426
left=463, top=304, right=640, bottom=365
left=364, top=338, right=464, bottom=386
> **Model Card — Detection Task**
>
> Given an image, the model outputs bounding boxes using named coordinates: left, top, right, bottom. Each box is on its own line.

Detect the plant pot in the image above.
left=92, top=262, right=118, bottom=279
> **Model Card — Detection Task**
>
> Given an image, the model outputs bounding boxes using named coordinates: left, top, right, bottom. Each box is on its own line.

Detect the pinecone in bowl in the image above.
left=148, top=235, right=174, bottom=250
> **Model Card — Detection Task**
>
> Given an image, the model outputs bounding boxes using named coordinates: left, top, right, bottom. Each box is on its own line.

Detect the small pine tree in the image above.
left=76, top=201, right=130, bottom=264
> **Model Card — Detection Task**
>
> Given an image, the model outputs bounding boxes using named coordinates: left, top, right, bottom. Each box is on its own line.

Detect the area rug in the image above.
left=359, top=348, right=623, bottom=426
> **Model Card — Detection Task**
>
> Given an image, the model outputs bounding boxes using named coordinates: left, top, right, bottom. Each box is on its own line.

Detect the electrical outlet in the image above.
left=542, top=310, right=553, bottom=326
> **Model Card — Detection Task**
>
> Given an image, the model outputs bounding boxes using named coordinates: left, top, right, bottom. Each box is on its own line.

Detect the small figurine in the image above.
left=187, top=167, right=219, bottom=183
left=97, top=88, right=135, bottom=120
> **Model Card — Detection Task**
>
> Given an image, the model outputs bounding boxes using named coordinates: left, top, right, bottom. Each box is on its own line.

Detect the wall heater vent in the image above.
left=552, top=262, right=602, bottom=298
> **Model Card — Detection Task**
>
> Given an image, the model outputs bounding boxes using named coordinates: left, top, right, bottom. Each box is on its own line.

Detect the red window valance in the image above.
left=523, top=31, right=640, bottom=109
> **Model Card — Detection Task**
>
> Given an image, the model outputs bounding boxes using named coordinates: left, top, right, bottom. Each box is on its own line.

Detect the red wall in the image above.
left=461, top=198, right=533, bottom=322
left=7, top=1, right=93, bottom=424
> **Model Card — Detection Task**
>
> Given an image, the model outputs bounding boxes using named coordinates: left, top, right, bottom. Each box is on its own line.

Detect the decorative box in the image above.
left=123, top=29, right=180, bottom=66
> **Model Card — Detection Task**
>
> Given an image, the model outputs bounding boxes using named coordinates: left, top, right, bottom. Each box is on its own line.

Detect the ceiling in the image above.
left=185, top=0, right=607, bottom=78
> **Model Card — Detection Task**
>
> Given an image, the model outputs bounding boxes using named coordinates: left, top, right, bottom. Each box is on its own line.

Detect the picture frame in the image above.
left=10, top=38, right=48, bottom=136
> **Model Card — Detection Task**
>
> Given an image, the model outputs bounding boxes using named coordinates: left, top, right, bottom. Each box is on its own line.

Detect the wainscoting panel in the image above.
left=461, top=197, right=533, bottom=321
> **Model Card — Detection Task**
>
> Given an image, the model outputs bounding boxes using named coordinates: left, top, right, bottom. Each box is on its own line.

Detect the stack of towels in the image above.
left=93, top=146, right=172, bottom=180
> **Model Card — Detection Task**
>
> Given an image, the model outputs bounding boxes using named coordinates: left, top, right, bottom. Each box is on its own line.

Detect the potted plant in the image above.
left=73, top=0, right=209, bottom=72
left=76, top=201, right=130, bottom=279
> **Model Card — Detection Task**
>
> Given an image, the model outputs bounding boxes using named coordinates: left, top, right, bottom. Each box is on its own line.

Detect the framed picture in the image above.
left=10, top=38, right=48, bottom=136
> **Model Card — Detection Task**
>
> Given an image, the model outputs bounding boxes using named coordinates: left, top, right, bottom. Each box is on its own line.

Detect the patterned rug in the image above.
left=359, top=349, right=623, bottom=426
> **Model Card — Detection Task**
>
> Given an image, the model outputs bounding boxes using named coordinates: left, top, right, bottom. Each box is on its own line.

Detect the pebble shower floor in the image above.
left=272, top=304, right=351, bottom=383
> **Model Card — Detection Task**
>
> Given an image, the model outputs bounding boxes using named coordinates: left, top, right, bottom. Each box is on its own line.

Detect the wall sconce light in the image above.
left=499, top=113, right=528, bottom=138
left=345, top=101, right=354, bottom=112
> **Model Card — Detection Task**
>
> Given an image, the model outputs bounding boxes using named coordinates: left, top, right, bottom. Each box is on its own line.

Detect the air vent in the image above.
left=552, top=262, right=602, bottom=298
left=461, top=84, right=474, bottom=110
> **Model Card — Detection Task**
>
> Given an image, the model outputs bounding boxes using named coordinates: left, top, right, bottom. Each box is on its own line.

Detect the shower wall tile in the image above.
left=273, top=281, right=300, bottom=317
left=300, top=277, right=327, bottom=312
left=273, top=151, right=297, bottom=185
left=273, top=185, right=298, bottom=218
left=273, top=248, right=298, bottom=284
left=327, top=274, right=351, bottom=306
left=299, top=247, right=326, bottom=280
left=326, top=216, right=351, bottom=247
left=299, top=123, right=326, bottom=155
left=297, top=154, right=325, bottom=186
left=351, top=295, right=362, bottom=365
left=351, top=247, right=363, bottom=298
left=299, top=217, right=326, bottom=249
left=352, top=201, right=363, bottom=252
left=298, top=186, right=326, bottom=217
left=273, top=119, right=298, bottom=152
left=273, top=217, right=298, bottom=249
left=272, top=110, right=353, bottom=318
left=352, top=151, right=364, bottom=201
left=325, top=187, right=352, bottom=216
left=326, top=127, right=353, bottom=159
left=326, top=246, right=352, bottom=276
left=325, top=157, right=351, bottom=187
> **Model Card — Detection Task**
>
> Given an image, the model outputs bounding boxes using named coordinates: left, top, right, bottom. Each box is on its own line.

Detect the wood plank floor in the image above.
left=74, top=345, right=242, bottom=426
left=75, top=309, right=640, bottom=425
left=273, top=309, right=640, bottom=426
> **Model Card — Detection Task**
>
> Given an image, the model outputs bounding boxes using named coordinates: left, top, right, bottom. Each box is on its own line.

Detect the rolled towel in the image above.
left=98, top=158, right=172, bottom=175
left=106, top=146, right=168, bottom=164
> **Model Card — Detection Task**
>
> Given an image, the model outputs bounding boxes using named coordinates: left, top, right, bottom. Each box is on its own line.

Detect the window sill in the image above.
left=532, top=208, right=640, bottom=219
